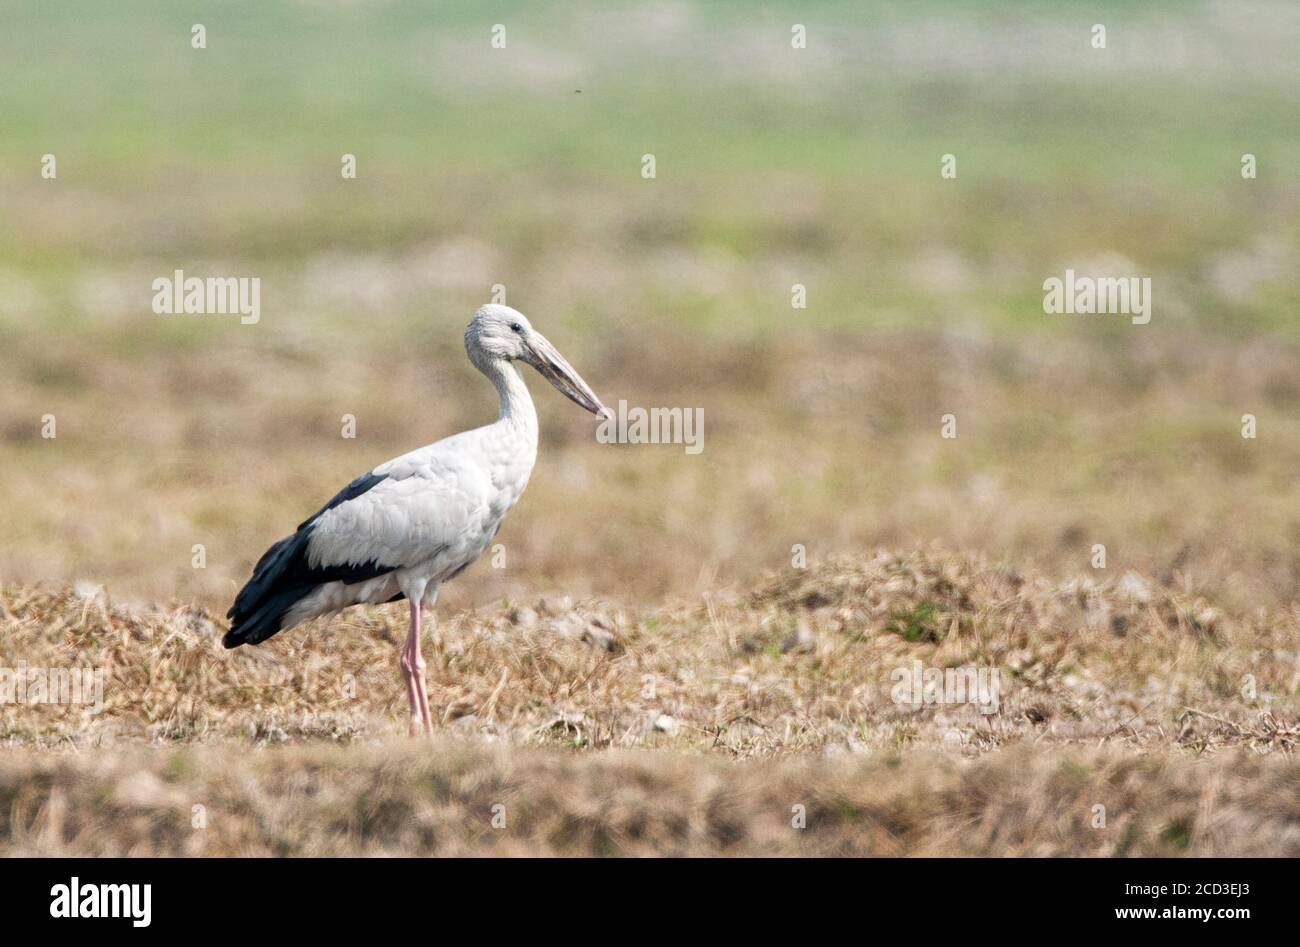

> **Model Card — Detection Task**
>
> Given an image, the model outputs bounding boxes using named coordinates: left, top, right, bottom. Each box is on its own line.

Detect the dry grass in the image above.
left=6, top=324, right=1300, bottom=620
left=4, top=546, right=1296, bottom=855
left=2, top=550, right=1295, bottom=756
left=2, top=739, right=1296, bottom=856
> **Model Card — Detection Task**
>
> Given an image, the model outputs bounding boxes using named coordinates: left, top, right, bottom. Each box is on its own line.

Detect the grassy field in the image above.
left=5, top=741, right=1298, bottom=856
left=3, top=551, right=1299, bottom=855
left=1, top=1, right=1298, bottom=855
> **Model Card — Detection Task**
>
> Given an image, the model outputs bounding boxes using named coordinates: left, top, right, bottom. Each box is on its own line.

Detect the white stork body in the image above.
left=286, top=362, right=538, bottom=626
left=225, top=304, right=607, bottom=733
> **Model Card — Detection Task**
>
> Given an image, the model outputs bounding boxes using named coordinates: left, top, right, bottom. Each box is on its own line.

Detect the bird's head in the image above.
left=465, top=304, right=610, bottom=419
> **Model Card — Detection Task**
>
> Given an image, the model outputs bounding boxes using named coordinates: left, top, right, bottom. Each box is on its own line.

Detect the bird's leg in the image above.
left=412, top=608, right=433, bottom=736
left=399, top=600, right=432, bottom=736
left=399, top=610, right=420, bottom=736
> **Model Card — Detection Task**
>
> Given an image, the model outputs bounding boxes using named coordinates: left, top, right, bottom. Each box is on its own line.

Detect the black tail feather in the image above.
left=226, top=471, right=397, bottom=648
left=225, top=524, right=396, bottom=648
left=224, top=531, right=316, bottom=648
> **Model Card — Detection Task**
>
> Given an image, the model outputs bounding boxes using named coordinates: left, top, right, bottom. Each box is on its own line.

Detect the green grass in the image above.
left=887, top=602, right=945, bottom=644
left=2, top=1, right=1296, bottom=337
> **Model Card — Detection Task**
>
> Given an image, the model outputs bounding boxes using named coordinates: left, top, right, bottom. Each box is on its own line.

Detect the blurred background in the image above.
left=1, top=0, right=1298, bottom=616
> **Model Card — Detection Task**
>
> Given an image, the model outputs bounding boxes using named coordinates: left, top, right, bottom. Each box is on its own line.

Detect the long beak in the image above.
left=525, top=332, right=610, bottom=419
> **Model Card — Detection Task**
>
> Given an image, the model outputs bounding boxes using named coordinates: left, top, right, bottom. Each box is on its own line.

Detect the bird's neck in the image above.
left=483, top=359, right=538, bottom=441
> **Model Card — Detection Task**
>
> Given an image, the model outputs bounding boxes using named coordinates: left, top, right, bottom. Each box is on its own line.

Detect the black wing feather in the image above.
left=224, top=471, right=393, bottom=648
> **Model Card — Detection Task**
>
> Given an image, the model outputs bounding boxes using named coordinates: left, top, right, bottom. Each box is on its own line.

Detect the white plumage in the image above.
left=225, top=304, right=608, bottom=733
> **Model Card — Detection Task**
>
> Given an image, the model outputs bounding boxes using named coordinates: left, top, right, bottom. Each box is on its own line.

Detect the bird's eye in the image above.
left=510, top=323, right=523, bottom=333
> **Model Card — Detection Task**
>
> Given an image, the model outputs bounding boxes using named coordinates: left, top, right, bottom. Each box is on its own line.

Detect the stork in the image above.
left=223, top=304, right=609, bottom=734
